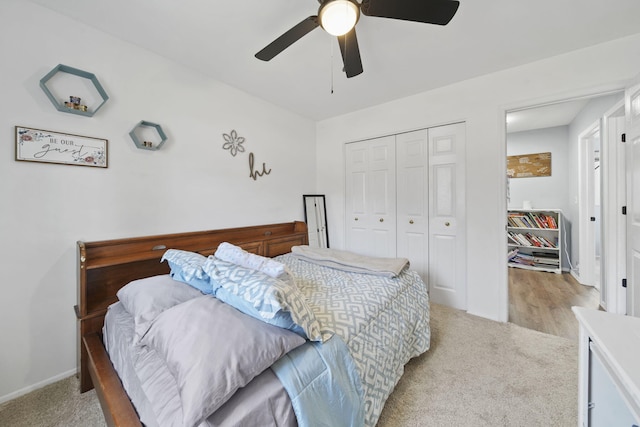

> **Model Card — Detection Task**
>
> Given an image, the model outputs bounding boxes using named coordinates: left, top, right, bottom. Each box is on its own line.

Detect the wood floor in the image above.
left=508, top=267, right=600, bottom=341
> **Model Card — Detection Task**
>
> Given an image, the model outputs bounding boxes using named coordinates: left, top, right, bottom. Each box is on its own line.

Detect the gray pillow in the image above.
left=140, top=295, right=306, bottom=427
left=116, top=275, right=203, bottom=344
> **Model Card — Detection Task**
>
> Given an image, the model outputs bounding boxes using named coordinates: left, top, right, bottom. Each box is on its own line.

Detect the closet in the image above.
left=345, top=122, right=467, bottom=310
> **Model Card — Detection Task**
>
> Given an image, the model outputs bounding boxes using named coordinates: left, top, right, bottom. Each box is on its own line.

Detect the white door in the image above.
left=626, top=78, right=640, bottom=317
left=428, top=123, right=467, bottom=310
left=345, top=136, right=396, bottom=258
left=601, top=100, right=626, bottom=313
left=578, top=123, right=600, bottom=288
left=396, top=130, right=429, bottom=282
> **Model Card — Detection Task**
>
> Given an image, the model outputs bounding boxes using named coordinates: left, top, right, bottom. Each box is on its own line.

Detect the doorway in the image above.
left=505, top=91, right=625, bottom=337
left=578, top=122, right=601, bottom=291
left=600, top=101, right=626, bottom=312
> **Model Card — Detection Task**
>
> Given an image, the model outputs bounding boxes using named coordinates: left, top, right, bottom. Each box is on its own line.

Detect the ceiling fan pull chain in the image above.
left=330, top=37, right=335, bottom=94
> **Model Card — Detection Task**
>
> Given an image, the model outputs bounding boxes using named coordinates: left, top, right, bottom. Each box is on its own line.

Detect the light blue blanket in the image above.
left=272, top=335, right=365, bottom=427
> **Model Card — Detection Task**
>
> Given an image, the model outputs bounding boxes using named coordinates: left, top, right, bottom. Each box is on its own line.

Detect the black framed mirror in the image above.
left=303, top=194, right=329, bottom=248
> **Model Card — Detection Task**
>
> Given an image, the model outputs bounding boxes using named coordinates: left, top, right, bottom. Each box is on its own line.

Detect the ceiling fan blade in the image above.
left=361, top=0, right=460, bottom=26
left=255, top=16, right=320, bottom=61
left=337, top=28, right=363, bottom=78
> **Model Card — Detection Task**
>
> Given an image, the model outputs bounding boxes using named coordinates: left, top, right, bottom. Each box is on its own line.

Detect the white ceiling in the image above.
left=506, top=99, right=590, bottom=134
left=28, top=0, right=640, bottom=121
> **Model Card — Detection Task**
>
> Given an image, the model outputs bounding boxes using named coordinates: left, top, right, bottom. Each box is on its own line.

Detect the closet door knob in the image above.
left=379, top=218, right=384, bottom=222
left=354, top=217, right=359, bottom=221
left=409, top=219, right=414, bottom=224
left=445, top=221, right=450, bottom=227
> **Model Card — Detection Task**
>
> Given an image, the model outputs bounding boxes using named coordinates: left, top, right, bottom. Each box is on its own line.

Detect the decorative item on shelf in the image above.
left=129, top=121, right=167, bottom=151
left=15, top=125, right=108, bottom=168
left=39, top=64, right=109, bottom=117
left=64, top=96, right=89, bottom=112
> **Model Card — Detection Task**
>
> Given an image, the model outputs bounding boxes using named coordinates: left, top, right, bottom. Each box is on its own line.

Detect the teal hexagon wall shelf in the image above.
left=39, top=64, right=109, bottom=117
left=129, top=121, right=167, bottom=150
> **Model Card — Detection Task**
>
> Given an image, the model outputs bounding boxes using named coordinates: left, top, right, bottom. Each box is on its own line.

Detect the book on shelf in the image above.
left=531, top=251, right=557, bottom=258
left=507, top=209, right=561, bottom=272
left=507, top=211, right=558, bottom=229
left=534, top=257, right=560, bottom=265
left=510, top=253, right=535, bottom=266
left=508, top=251, right=559, bottom=268
left=508, top=231, right=557, bottom=248
left=508, top=231, right=527, bottom=246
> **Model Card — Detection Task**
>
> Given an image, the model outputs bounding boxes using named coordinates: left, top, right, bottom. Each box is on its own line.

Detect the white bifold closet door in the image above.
left=345, top=136, right=397, bottom=258
left=427, top=123, right=466, bottom=310
left=345, top=123, right=467, bottom=310
left=396, top=130, right=429, bottom=283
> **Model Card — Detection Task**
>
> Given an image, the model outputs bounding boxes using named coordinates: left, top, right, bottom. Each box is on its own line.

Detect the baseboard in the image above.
left=0, top=368, right=77, bottom=405
left=570, top=269, right=582, bottom=284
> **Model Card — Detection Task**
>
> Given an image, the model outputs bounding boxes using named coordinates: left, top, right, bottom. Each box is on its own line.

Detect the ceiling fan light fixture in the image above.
left=319, top=0, right=360, bottom=36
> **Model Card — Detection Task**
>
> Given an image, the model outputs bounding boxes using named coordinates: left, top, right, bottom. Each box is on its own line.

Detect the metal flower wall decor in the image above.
left=221, top=129, right=272, bottom=181
left=222, top=130, right=245, bottom=157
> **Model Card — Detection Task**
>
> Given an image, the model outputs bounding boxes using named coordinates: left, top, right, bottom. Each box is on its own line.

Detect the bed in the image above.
left=76, top=221, right=430, bottom=427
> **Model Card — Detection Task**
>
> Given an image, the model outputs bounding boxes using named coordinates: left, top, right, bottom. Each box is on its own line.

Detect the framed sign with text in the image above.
left=15, top=126, right=108, bottom=168
left=506, top=152, right=551, bottom=178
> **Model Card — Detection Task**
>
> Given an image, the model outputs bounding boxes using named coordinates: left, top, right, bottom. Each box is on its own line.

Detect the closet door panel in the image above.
left=367, top=136, right=396, bottom=257
left=345, top=142, right=371, bottom=252
left=345, top=137, right=395, bottom=258
left=348, top=172, right=367, bottom=215
left=370, top=168, right=396, bottom=258
left=428, top=123, right=466, bottom=310
left=396, top=130, right=429, bottom=281
left=371, top=229, right=396, bottom=258
left=433, top=164, right=456, bottom=218
left=430, top=234, right=457, bottom=290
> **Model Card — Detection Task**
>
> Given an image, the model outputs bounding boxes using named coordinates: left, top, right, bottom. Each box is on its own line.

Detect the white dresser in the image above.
left=573, top=307, right=640, bottom=426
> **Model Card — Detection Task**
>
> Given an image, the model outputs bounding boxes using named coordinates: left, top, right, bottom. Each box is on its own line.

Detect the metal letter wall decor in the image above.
left=248, top=152, right=271, bottom=180
left=221, top=130, right=272, bottom=181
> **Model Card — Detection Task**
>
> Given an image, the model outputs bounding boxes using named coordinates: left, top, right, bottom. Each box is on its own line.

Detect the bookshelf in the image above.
left=507, top=209, right=562, bottom=274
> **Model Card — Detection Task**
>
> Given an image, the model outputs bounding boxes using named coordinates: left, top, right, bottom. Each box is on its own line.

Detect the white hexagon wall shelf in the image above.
left=39, top=64, right=109, bottom=117
left=129, top=121, right=168, bottom=150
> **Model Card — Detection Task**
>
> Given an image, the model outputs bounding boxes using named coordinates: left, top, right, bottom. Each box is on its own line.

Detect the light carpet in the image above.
left=0, top=303, right=578, bottom=426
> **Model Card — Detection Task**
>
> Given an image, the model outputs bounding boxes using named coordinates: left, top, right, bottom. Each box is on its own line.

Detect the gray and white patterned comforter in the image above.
left=276, top=253, right=431, bottom=426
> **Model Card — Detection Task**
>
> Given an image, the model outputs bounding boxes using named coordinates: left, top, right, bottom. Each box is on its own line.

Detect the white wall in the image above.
left=316, top=34, right=640, bottom=323
left=507, top=126, right=571, bottom=212
left=0, top=1, right=316, bottom=401
left=567, top=93, right=624, bottom=271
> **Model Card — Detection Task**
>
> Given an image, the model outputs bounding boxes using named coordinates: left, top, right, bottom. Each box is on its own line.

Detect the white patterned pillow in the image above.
left=215, top=242, right=296, bottom=286
left=203, top=256, right=326, bottom=342
left=161, top=249, right=212, bottom=294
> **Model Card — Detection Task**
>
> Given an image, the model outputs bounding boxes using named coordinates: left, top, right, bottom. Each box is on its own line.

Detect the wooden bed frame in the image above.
left=75, top=221, right=308, bottom=427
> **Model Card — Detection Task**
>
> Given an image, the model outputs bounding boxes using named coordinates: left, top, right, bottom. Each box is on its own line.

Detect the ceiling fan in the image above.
left=255, top=0, right=460, bottom=78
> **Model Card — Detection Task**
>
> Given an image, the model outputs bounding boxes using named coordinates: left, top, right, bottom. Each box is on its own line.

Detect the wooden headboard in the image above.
left=75, top=221, right=308, bottom=393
